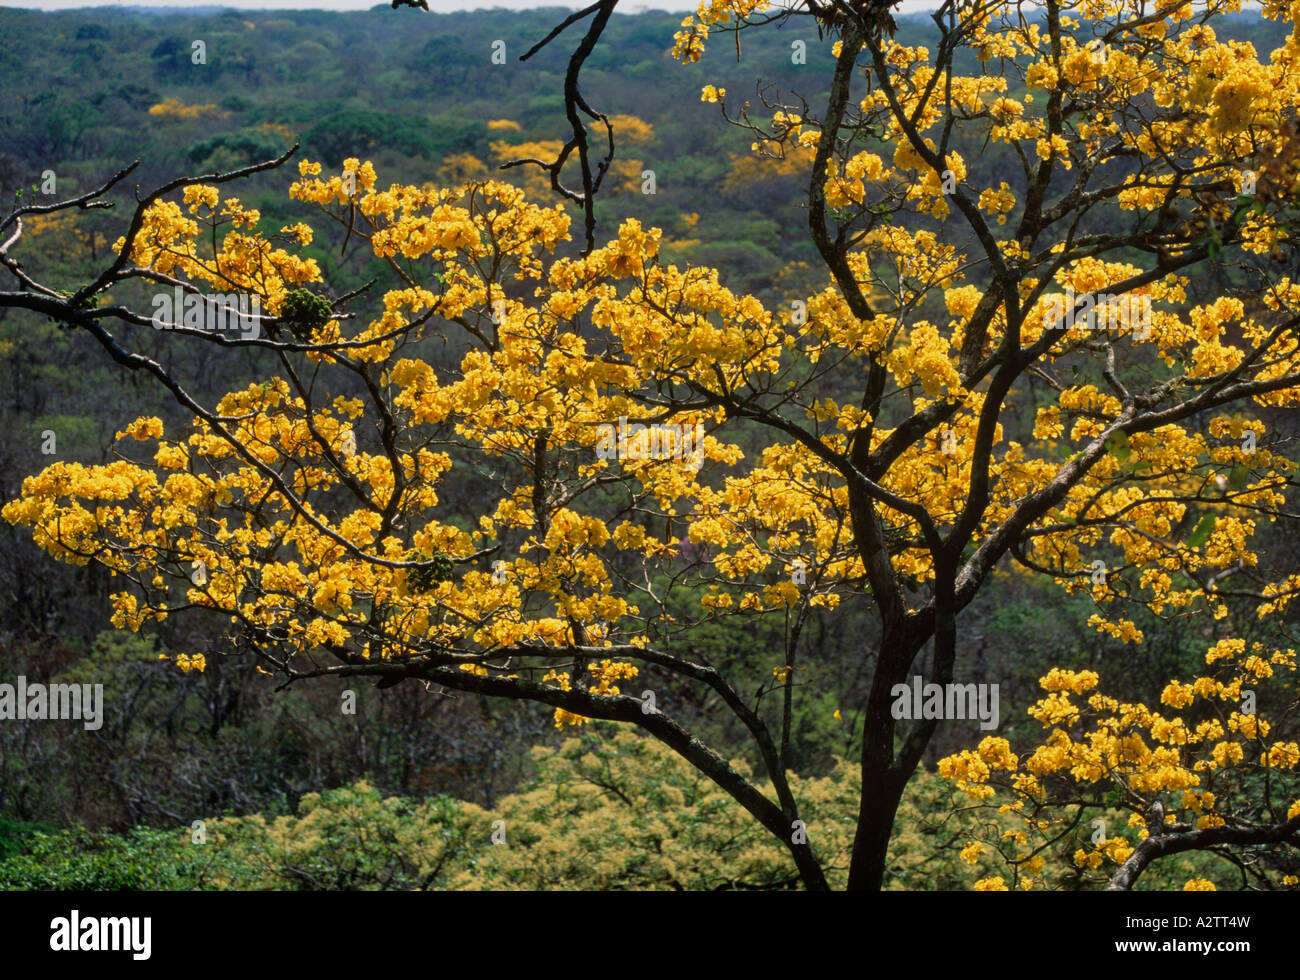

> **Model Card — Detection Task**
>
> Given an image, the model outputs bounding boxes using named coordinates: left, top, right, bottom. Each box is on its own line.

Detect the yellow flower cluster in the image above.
left=940, top=640, right=1299, bottom=888
left=148, top=97, right=228, bottom=121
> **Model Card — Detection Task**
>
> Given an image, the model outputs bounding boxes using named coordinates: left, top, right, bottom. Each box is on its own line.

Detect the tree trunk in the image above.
left=846, top=624, right=926, bottom=890
left=847, top=744, right=906, bottom=890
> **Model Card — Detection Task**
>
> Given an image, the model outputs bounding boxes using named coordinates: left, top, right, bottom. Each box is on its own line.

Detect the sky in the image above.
left=0, top=0, right=948, bottom=15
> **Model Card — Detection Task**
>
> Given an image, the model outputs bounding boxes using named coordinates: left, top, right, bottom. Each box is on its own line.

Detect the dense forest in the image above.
left=1, top=2, right=1298, bottom=893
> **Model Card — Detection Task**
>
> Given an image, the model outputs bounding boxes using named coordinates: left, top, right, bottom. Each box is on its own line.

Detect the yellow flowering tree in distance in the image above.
left=4, top=0, right=1300, bottom=890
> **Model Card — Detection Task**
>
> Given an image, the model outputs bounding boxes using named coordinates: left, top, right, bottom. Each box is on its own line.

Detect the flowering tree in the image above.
left=4, top=0, right=1300, bottom=890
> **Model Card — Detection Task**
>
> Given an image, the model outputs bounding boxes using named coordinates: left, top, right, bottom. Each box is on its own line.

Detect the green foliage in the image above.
left=0, top=726, right=1022, bottom=890
left=277, top=286, right=334, bottom=342
left=0, top=827, right=244, bottom=890
left=0, top=820, right=54, bottom=863
left=305, top=109, right=485, bottom=165
left=186, top=128, right=288, bottom=168
left=408, top=552, right=454, bottom=591
left=205, top=783, right=476, bottom=890
left=449, top=726, right=839, bottom=889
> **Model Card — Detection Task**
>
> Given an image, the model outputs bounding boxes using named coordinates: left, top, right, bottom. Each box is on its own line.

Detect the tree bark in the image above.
left=847, top=622, right=929, bottom=890
left=1107, top=816, right=1300, bottom=890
